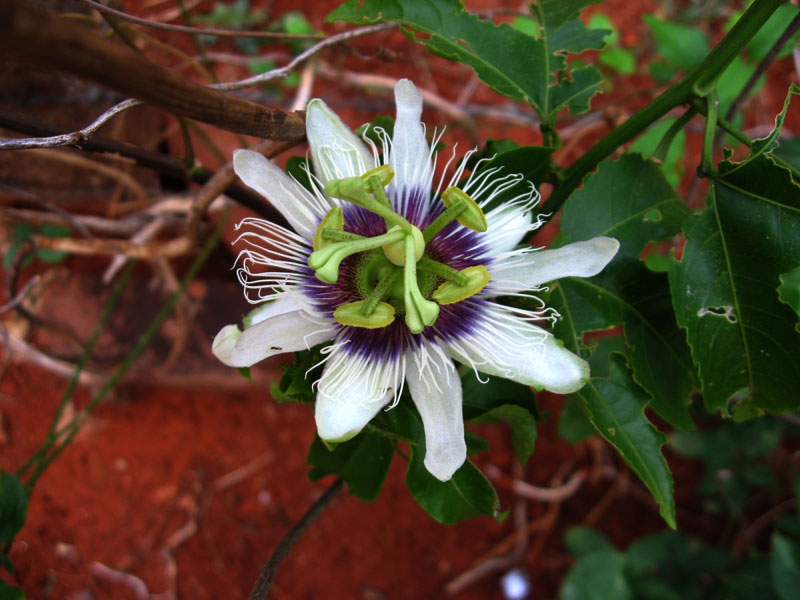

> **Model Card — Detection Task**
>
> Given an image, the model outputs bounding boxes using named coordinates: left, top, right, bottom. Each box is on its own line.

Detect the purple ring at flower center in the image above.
left=301, top=185, right=492, bottom=361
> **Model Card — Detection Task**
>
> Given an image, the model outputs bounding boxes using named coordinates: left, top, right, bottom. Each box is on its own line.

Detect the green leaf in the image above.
left=629, top=118, right=687, bottom=189
left=748, top=84, right=800, bottom=162
left=779, top=265, right=800, bottom=319
left=643, top=14, right=709, bottom=72
left=560, top=547, right=631, bottom=600
left=461, top=370, right=538, bottom=420
left=472, top=404, right=538, bottom=466
left=562, top=154, right=688, bottom=261
left=772, top=533, right=800, bottom=600
left=585, top=355, right=675, bottom=528
left=0, top=472, right=27, bottom=546
left=270, top=346, right=326, bottom=404
left=327, top=0, right=603, bottom=118
left=392, top=402, right=500, bottom=523
left=284, top=156, right=315, bottom=193
left=717, top=56, right=764, bottom=117
left=0, top=582, right=25, bottom=600
left=549, top=65, right=606, bottom=116
left=599, top=46, right=636, bottom=75
left=669, top=155, right=800, bottom=414
left=557, top=396, right=596, bottom=444
left=356, top=114, right=396, bottom=147
left=588, top=13, right=618, bottom=45
left=560, top=155, right=696, bottom=430
left=564, top=526, right=614, bottom=557
left=747, top=4, right=800, bottom=63
left=307, top=433, right=393, bottom=502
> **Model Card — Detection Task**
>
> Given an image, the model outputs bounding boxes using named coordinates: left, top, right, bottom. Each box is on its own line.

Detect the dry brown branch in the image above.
left=0, top=207, right=175, bottom=237
left=2, top=330, right=103, bottom=387
left=24, top=148, right=149, bottom=207
left=79, top=0, right=323, bottom=39
left=0, top=276, right=41, bottom=316
left=0, top=100, right=141, bottom=151
left=0, top=0, right=306, bottom=141
left=30, top=235, right=193, bottom=260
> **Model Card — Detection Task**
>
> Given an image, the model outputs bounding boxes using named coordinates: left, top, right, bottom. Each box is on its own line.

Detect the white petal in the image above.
left=491, top=237, right=620, bottom=293
left=222, top=310, right=335, bottom=368
left=483, top=202, right=534, bottom=256
left=389, top=79, right=433, bottom=195
left=243, top=294, right=302, bottom=327
left=212, top=324, right=243, bottom=367
left=446, top=305, right=590, bottom=394
left=406, top=339, right=466, bottom=481
left=315, top=350, right=404, bottom=443
left=233, top=149, right=328, bottom=240
left=306, top=99, right=374, bottom=185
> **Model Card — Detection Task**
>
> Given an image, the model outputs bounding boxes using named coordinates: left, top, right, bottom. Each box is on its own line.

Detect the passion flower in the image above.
left=213, top=79, right=619, bottom=481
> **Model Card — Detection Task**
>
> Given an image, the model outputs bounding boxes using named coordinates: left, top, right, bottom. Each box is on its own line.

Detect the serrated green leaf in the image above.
left=307, top=433, right=393, bottom=502
left=559, top=155, right=696, bottom=430
left=549, top=65, right=605, bottom=116
left=669, top=155, right=800, bottom=414
left=537, top=0, right=607, bottom=54
left=327, top=0, right=602, bottom=118
left=643, top=14, right=709, bottom=72
left=560, top=547, right=631, bottom=600
left=743, top=84, right=799, bottom=164
left=392, top=402, right=500, bottom=523
left=771, top=533, right=800, bottom=600
left=472, top=404, right=538, bottom=466
left=0, top=472, right=27, bottom=546
left=554, top=344, right=676, bottom=527
left=553, top=262, right=696, bottom=431
left=562, top=154, right=688, bottom=260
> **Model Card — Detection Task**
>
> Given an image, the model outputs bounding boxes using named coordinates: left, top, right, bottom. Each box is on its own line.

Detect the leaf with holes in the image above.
left=559, top=155, right=696, bottom=431
left=669, top=155, right=800, bottom=416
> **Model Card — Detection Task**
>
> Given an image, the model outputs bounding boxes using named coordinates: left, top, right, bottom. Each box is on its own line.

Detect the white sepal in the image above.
left=490, top=237, right=620, bottom=293
left=214, top=310, right=335, bottom=368
left=314, top=350, right=404, bottom=443
left=389, top=79, right=433, bottom=199
left=306, top=99, right=374, bottom=186
left=406, top=338, right=466, bottom=481
left=446, top=305, right=590, bottom=394
left=233, top=149, right=329, bottom=240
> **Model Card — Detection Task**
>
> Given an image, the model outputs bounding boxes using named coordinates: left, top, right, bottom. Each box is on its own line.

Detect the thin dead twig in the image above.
left=23, top=148, right=149, bottom=207
left=213, top=23, right=398, bottom=91
left=0, top=100, right=140, bottom=151
left=78, top=0, right=323, bottom=39
left=31, top=234, right=193, bottom=260
left=2, top=329, right=104, bottom=387
left=211, top=451, right=274, bottom=493
left=0, top=277, right=41, bottom=316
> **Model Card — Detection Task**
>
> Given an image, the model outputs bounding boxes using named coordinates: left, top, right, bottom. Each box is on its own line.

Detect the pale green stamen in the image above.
left=309, top=228, right=405, bottom=284
left=334, top=300, right=395, bottom=328
left=432, top=265, right=491, bottom=305
left=325, top=176, right=411, bottom=232
left=313, top=206, right=344, bottom=251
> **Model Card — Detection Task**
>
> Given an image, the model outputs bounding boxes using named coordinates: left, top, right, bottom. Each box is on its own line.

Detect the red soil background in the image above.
left=2, top=0, right=799, bottom=598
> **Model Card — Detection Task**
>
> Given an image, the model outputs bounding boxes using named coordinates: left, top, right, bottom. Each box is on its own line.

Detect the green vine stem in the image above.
left=540, top=0, right=784, bottom=216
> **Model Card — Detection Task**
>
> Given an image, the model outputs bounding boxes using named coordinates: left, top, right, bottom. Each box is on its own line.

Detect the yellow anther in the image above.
left=442, top=187, right=488, bottom=233
left=432, top=265, right=491, bottom=305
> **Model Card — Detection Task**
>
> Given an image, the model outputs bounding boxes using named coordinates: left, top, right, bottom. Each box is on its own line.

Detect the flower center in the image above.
left=308, top=165, right=490, bottom=334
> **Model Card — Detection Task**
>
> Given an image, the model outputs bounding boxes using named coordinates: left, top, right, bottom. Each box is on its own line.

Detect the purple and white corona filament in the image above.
left=213, top=79, right=619, bottom=481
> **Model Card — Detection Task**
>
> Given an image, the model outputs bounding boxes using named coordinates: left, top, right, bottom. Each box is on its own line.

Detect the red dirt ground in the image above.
left=2, top=0, right=799, bottom=598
